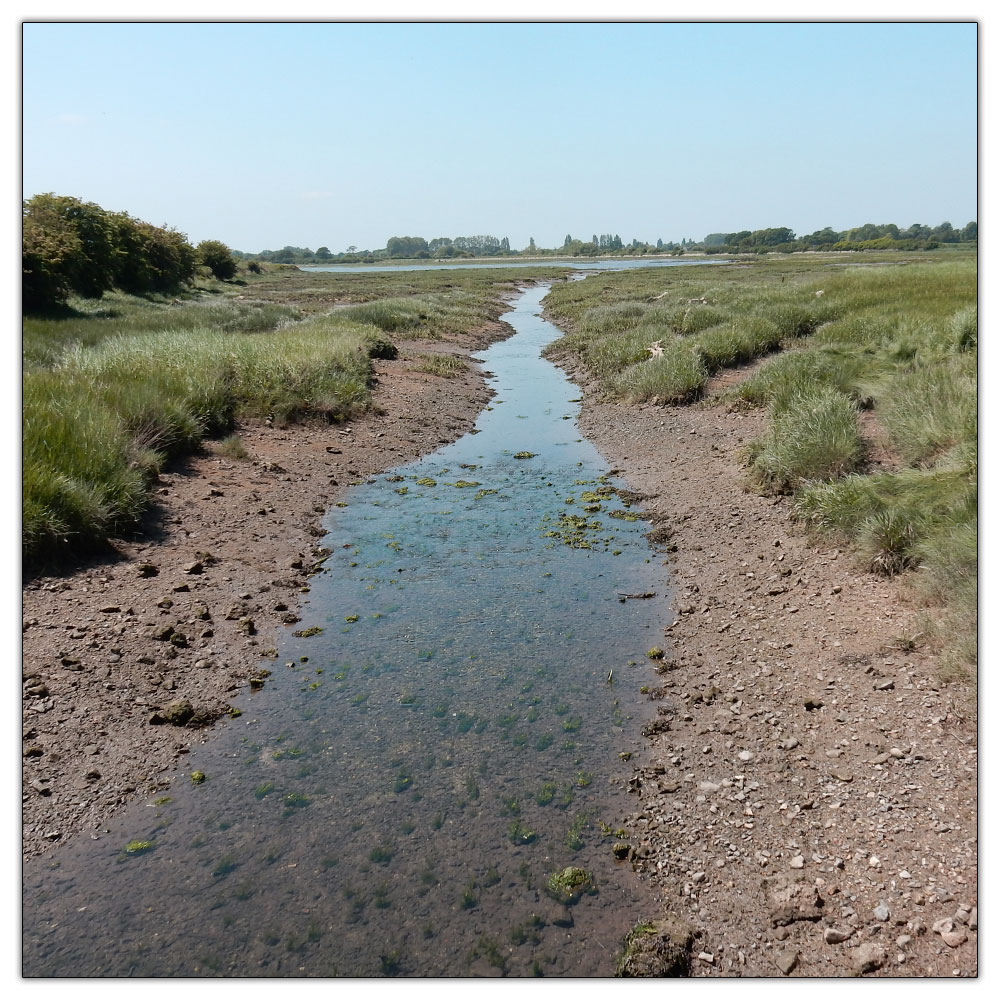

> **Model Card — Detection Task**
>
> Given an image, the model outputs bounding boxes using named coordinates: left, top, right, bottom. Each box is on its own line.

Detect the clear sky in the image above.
left=22, top=20, right=978, bottom=253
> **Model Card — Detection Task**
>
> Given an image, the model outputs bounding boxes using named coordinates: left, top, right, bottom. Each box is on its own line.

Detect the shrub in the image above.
left=197, top=240, right=238, bottom=281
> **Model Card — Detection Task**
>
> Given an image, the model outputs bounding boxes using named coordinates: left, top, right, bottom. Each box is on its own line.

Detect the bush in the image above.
left=197, top=240, right=238, bottom=281
left=22, top=194, right=198, bottom=311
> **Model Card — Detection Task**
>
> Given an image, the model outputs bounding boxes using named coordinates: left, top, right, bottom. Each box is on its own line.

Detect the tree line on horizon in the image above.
left=238, top=219, right=976, bottom=265
left=22, top=193, right=978, bottom=313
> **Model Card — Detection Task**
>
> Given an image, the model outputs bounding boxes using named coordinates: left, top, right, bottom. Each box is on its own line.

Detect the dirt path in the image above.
left=556, top=357, right=978, bottom=978
left=21, top=323, right=505, bottom=861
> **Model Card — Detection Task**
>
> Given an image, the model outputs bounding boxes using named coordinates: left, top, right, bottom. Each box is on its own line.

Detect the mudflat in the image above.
left=22, top=301, right=976, bottom=978
left=558, top=352, right=978, bottom=978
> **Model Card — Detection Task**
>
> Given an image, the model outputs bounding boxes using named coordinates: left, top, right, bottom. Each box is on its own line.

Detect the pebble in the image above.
left=854, top=942, right=886, bottom=975
left=824, top=926, right=853, bottom=944
left=773, top=950, right=798, bottom=976
left=873, top=902, right=890, bottom=922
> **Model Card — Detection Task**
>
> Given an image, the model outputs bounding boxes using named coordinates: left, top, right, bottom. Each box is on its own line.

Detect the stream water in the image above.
left=23, top=283, right=675, bottom=978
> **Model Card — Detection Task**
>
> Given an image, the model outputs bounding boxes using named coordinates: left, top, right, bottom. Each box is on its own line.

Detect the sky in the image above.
left=20, top=20, right=978, bottom=253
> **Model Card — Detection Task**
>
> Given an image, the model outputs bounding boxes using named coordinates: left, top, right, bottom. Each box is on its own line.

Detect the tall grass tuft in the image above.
left=746, top=387, right=864, bottom=493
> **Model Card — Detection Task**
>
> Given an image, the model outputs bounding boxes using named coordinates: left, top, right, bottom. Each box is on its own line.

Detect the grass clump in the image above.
left=415, top=353, right=465, bottom=378
left=745, top=386, right=864, bottom=492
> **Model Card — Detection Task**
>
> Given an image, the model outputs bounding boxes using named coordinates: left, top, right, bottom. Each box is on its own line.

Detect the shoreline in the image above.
left=21, top=320, right=508, bottom=861
left=21, top=297, right=977, bottom=977
left=551, top=351, right=978, bottom=978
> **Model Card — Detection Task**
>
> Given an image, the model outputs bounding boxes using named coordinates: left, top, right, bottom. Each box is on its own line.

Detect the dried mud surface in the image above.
left=22, top=324, right=504, bottom=862
left=558, top=357, right=978, bottom=979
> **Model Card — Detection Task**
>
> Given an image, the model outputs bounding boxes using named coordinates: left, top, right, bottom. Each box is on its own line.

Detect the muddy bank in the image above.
left=554, top=353, right=978, bottom=978
left=21, top=322, right=507, bottom=861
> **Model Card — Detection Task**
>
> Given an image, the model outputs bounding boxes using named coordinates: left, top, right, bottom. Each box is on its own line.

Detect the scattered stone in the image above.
left=873, top=902, right=890, bottom=922
left=774, top=949, right=799, bottom=976
left=854, top=942, right=886, bottom=975
left=824, top=926, right=853, bottom=944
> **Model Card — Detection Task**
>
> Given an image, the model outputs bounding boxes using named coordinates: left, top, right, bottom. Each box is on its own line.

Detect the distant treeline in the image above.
left=701, top=221, right=977, bottom=255
left=240, top=220, right=976, bottom=265
left=22, top=194, right=239, bottom=313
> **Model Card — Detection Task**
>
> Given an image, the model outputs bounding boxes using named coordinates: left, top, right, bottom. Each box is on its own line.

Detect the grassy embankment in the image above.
left=23, top=265, right=572, bottom=562
left=543, top=252, right=977, bottom=678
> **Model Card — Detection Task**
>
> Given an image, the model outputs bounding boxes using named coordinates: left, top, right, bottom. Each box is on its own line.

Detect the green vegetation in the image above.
left=544, top=253, right=976, bottom=678
left=414, top=353, right=466, bottom=378
left=23, top=226, right=563, bottom=563
left=23, top=193, right=204, bottom=311
left=545, top=866, right=596, bottom=904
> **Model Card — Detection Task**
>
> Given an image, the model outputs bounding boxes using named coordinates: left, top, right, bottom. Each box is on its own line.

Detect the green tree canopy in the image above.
left=197, top=240, right=238, bottom=280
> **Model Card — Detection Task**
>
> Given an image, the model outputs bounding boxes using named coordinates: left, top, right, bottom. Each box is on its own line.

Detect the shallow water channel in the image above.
left=23, top=284, right=674, bottom=978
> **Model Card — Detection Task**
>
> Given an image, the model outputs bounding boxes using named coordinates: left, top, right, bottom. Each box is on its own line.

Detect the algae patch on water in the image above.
left=545, top=866, right=596, bottom=904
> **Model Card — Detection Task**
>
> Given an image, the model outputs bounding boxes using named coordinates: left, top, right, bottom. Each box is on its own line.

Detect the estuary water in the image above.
left=23, top=284, right=674, bottom=978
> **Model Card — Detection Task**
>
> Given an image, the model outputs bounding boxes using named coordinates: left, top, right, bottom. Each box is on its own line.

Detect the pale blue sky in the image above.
left=22, top=21, right=978, bottom=252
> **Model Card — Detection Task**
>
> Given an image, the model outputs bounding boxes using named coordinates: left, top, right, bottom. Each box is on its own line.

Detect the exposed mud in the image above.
left=22, top=323, right=505, bottom=862
left=552, top=352, right=978, bottom=978
left=21, top=301, right=977, bottom=979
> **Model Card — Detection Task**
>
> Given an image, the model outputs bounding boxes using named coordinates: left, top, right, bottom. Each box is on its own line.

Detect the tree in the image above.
left=386, top=235, right=429, bottom=258
left=526, top=237, right=537, bottom=253
left=197, top=240, right=238, bottom=280
left=315, top=246, right=332, bottom=260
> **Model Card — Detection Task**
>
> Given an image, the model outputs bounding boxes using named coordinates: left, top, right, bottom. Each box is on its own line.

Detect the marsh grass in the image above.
left=414, top=354, right=466, bottom=378
left=544, top=252, right=977, bottom=676
left=24, top=266, right=564, bottom=560
left=745, top=387, right=864, bottom=492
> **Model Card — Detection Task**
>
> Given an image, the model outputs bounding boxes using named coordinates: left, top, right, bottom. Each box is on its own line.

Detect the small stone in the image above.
left=30, top=778, right=51, bottom=796
left=780, top=738, right=800, bottom=750
left=738, top=750, right=753, bottom=762
left=941, top=929, right=967, bottom=948
left=824, top=926, right=853, bottom=944
left=774, top=950, right=799, bottom=976
left=854, top=942, right=886, bottom=974
left=874, top=679, right=895, bottom=691
left=789, top=855, right=804, bottom=869
left=896, top=935, right=912, bottom=949
left=803, top=697, right=824, bottom=711
left=969, top=907, right=978, bottom=931
left=873, top=902, right=890, bottom=922
left=183, top=561, right=204, bottom=575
